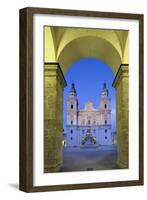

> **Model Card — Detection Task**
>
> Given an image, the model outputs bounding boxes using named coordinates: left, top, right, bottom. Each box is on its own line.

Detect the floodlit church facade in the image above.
left=64, top=82, right=114, bottom=148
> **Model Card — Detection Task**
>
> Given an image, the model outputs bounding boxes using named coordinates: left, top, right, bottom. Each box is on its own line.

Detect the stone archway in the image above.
left=44, top=26, right=129, bottom=172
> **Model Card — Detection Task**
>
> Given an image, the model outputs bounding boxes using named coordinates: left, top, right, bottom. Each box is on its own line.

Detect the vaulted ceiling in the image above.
left=44, top=26, right=129, bottom=74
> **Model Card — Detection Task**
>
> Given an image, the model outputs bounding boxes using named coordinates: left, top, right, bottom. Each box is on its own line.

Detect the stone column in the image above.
left=112, top=64, right=129, bottom=168
left=44, top=62, right=67, bottom=172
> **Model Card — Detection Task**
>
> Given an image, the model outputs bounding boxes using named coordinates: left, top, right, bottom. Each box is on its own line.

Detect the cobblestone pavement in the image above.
left=60, top=145, right=119, bottom=172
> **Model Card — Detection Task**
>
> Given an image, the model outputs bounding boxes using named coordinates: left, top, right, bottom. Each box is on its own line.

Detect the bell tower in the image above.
left=100, top=82, right=110, bottom=109
left=100, top=82, right=111, bottom=125
left=67, top=82, right=78, bottom=125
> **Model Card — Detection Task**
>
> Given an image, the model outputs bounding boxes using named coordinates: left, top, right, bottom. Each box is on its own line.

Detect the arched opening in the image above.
left=44, top=26, right=129, bottom=172
left=62, top=58, right=117, bottom=171
left=57, top=36, right=122, bottom=74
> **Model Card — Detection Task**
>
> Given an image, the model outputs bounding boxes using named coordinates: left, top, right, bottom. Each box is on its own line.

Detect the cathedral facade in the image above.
left=64, top=82, right=113, bottom=148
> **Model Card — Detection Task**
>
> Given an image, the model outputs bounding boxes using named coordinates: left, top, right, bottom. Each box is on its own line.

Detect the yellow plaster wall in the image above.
left=44, top=27, right=56, bottom=62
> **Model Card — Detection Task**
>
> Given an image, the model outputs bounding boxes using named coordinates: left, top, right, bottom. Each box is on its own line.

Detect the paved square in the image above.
left=60, top=145, right=118, bottom=172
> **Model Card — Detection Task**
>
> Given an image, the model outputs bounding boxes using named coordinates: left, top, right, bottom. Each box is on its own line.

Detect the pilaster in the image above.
left=44, top=62, right=67, bottom=172
left=113, top=64, right=129, bottom=168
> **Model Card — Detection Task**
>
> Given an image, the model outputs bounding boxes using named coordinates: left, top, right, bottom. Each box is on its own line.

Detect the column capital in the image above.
left=44, top=62, right=67, bottom=88
left=112, top=64, right=129, bottom=88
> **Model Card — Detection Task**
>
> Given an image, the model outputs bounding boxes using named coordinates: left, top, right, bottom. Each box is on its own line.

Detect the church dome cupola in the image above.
left=102, top=82, right=109, bottom=97
left=70, top=82, right=77, bottom=96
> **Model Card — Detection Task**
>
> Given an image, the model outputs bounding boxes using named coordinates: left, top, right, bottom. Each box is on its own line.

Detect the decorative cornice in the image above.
left=112, top=64, right=129, bottom=88
left=44, top=62, right=67, bottom=87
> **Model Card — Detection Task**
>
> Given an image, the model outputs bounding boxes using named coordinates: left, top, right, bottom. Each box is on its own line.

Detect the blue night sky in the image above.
left=63, top=58, right=116, bottom=132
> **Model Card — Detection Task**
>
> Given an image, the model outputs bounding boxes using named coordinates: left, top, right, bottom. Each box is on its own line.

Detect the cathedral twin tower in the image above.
left=64, top=82, right=113, bottom=147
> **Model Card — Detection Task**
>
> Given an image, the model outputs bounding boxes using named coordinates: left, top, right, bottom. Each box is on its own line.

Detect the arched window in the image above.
left=105, top=136, right=107, bottom=139
left=104, top=104, right=107, bottom=109
left=88, top=120, right=90, bottom=125
left=105, top=120, right=107, bottom=124
left=105, top=129, right=107, bottom=133
left=70, top=130, right=73, bottom=134
left=71, top=120, right=73, bottom=125
left=71, top=104, right=73, bottom=109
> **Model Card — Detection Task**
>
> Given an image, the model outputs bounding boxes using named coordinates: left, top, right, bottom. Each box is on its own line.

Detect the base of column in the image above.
left=117, top=159, right=128, bottom=169
left=44, top=162, right=63, bottom=173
